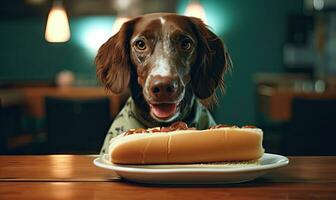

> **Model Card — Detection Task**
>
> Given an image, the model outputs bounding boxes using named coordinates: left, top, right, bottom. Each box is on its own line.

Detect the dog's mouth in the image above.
left=149, top=102, right=179, bottom=120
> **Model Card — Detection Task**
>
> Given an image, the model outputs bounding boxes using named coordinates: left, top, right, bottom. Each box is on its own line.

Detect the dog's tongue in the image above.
left=150, top=103, right=177, bottom=119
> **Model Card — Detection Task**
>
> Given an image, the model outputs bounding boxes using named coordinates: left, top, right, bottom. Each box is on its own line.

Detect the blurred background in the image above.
left=0, top=0, right=335, bottom=155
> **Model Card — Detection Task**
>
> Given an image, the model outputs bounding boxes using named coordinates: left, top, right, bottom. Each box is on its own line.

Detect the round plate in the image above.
left=94, top=153, right=289, bottom=184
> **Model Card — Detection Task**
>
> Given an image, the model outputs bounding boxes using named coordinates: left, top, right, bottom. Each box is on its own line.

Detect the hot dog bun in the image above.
left=108, top=125, right=264, bottom=165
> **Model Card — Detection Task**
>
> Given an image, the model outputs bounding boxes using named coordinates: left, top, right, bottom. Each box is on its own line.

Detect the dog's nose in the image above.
left=149, top=76, right=178, bottom=100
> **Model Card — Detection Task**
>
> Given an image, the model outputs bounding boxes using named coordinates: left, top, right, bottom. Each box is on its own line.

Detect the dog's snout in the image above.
left=149, top=76, right=178, bottom=100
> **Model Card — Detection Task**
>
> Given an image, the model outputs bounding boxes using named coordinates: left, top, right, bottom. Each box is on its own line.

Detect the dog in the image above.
left=95, top=13, right=231, bottom=154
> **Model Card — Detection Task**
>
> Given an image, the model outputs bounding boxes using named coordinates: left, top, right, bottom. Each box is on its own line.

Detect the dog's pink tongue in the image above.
left=151, top=103, right=177, bottom=119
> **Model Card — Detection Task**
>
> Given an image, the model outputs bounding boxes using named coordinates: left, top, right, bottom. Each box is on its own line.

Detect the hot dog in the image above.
left=108, top=122, right=264, bottom=165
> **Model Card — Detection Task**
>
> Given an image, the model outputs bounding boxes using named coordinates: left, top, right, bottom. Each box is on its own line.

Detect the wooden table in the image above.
left=257, top=85, right=336, bottom=121
left=16, top=87, right=128, bottom=118
left=0, top=156, right=335, bottom=199
left=254, top=73, right=336, bottom=121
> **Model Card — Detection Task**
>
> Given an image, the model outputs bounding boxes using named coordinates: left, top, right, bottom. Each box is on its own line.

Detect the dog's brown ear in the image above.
left=95, top=18, right=138, bottom=94
left=189, top=17, right=231, bottom=99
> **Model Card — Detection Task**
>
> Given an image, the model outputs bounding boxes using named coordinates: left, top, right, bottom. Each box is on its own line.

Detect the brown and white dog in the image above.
left=95, top=13, right=231, bottom=153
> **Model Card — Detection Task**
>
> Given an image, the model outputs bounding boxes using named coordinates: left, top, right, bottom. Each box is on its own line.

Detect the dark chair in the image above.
left=283, top=97, right=336, bottom=155
left=0, top=105, right=22, bottom=154
left=45, top=96, right=111, bottom=154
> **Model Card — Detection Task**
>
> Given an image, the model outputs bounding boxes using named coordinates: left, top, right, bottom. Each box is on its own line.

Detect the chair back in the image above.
left=284, top=97, right=336, bottom=155
left=45, top=96, right=111, bottom=153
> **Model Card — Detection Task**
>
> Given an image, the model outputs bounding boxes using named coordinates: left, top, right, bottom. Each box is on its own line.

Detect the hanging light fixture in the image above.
left=45, top=0, right=71, bottom=43
left=111, top=16, right=130, bottom=36
left=111, top=0, right=131, bottom=36
left=184, top=0, right=208, bottom=24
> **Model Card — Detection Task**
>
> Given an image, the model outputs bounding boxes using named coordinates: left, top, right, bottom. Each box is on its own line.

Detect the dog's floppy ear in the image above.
left=95, top=18, right=138, bottom=94
left=189, top=17, right=231, bottom=99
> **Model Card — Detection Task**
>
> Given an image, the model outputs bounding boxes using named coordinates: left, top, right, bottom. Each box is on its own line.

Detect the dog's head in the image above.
left=96, top=13, right=230, bottom=123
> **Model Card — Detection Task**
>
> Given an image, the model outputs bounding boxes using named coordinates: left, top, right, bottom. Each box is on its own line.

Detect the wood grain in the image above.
left=0, top=155, right=118, bottom=181
left=1, top=156, right=336, bottom=183
left=0, top=182, right=335, bottom=200
left=1, top=155, right=336, bottom=199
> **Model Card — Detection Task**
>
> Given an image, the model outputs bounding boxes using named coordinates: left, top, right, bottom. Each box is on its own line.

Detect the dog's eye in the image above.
left=180, top=38, right=192, bottom=50
left=134, top=40, right=147, bottom=51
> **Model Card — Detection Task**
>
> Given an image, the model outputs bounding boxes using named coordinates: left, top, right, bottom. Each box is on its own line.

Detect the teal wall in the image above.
left=0, top=0, right=303, bottom=125
left=0, top=16, right=115, bottom=81
left=179, top=0, right=303, bottom=125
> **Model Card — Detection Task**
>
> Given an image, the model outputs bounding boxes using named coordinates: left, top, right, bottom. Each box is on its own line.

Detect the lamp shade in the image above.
left=111, top=16, right=130, bottom=36
left=45, top=2, right=71, bottom=42
left=184, top=0, right=208, bottom=24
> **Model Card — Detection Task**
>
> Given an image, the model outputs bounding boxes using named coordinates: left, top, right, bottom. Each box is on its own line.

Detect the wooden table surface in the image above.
left=0, top=155, right=335, bottom=200
left=0, top=87, right=128, bottom=118
left=257, top=85, right=336, bottom=121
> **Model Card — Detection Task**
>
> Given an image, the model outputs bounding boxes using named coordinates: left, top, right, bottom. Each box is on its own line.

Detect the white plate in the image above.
left=94, top=153, right=289, bottom=184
